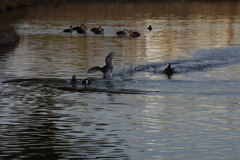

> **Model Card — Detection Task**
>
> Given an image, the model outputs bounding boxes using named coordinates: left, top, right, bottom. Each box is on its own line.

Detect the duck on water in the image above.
left=94, top=26, right=104, bottom=34
left=163, top=63, right=175, bottom=78
left=71, top=75, right=92, bottom=85
left=147, top=25, right=152, bottom=31
left=63, top=25, right=73, bottom=33
left=73, top=24, right=87, bottom=31
left=87, top=51, right=115, bottom=75
left=128, top=30, right=140, bottom=38
left=82, top=78, right=92, bottom=85
left=91, top=26, right=102, bottom=32
left=116, top=29, right=128, bottom=36
left=76, top=24, right=88, bottom=34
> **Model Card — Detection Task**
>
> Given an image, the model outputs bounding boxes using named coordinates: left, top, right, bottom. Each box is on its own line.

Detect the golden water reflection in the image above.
left=1, top=1, right=240, bottom=78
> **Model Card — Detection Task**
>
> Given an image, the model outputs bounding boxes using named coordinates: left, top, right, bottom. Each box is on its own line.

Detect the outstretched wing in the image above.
left=87, top=66, right=103, bottom=74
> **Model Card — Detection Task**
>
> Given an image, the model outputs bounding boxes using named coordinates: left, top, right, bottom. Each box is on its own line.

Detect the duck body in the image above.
left=71, top=75, right=77, bottom=83
left=128, top=30, right=140, bottom=38
left=94, top=26, right=104, bottom=34
left=163, top=63, right=174, bottom=77
left=75, top=24, right=87, bottom=34
left=90, top=26, right=100, bottom=32
left=77, top=28, right=87, bottom=34
left=63, top=25, right=73, bottom=33
left=72, top=26, right=81, bottom=31
left=82, top=78, right=92, bottom=85
left=116, top=29, right=128, bottom=36
left=87, top=51, right=115, bottom=75
left=147, top=25, right=152, bottom=31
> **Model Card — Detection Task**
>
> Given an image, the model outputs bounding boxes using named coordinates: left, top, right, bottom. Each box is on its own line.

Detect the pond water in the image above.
left=1, top=1, right=240, bottom=159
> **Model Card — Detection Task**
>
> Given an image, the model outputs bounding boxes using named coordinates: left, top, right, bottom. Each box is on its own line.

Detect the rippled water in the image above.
left=1, top=1, right=240, bottom=159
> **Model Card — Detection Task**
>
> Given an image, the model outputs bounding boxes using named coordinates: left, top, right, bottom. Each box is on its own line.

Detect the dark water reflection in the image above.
left=1, top=1, right=240, bottom=160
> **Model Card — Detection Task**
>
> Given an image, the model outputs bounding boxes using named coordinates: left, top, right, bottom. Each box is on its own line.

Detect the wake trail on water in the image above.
left=113, top=46, right=240, bottom=76
left=2, top=46, right=240, bottom=94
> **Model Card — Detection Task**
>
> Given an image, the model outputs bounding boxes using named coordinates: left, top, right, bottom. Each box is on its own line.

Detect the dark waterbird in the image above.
left=71, top=75, right=77, bottom=83
left=76, top=24, right=87, bottom=34
left=72, top=25, right=81, bottom=31
left=77, top=27, right=87, bottom=34
left=82, top=78, right=92, bottom=85
left=87, top=51, right=115, bottom=75
left=63, top=25, right=73, bottom=33
left=116, top=29, right=128, bottom=36
left=90, top=26, right=101, bottom=32
left=73, top=24, right=87, bottom=31
left=128, top=30, right=140, bottom=38
left=148, top=25, right=152, bottom=31
left=163, top=63, right=174, bottom=78
left=94, top=26, right=104, bottom=34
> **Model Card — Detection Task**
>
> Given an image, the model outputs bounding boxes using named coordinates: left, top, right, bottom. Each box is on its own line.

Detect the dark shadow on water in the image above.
left=2, top=78, right=160, bottom=95
left=54, top=86, right=151, bottom=94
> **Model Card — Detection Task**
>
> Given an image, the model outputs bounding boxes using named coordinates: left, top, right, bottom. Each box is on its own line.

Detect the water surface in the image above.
left=1, top=1, right=240, bottom=159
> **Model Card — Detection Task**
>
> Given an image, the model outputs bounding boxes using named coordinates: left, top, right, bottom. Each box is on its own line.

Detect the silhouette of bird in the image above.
left=72, top=25, right=81, bottom=31
left=71, top=75, right=77, bottom=83
left=63, top=25, right=73, bottom=33
left=87, top=52, right=115, bottom=75
left=163, top=63, right=174, bottom=78
left=91, top=26, right=103, bottom=32
left=94, top=26, right=104, bottom=34
left=116, top=29, right=128, bottom=36
left=90, top=26, right=99, bottom=32
left=147, top=25, right=152, bottom=31
left=128, top=30, right=140, bottom=38
left=82, top=78, right=92, bottom=85
left=77, top=27, right=87, bottom=34
left=77, top=24, right=87, bottom=32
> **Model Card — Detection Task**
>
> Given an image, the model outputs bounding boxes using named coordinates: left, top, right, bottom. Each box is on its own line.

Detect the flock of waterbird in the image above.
left=63, top=24, right=153, bottom=38
left=63, top=24, right=174, bottom=85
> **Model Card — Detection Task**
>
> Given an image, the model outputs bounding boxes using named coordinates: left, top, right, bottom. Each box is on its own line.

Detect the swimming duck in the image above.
left=82, top=78, right=92, bottom=85
left=71, top=75, right=77, bottom=83
left=77, top=27, right=87, bottom=34
left=87, top=51, right=115, bottom=75
left=90, top=26, right=100, bottom=32
left=94, top=26, right=104, bottom=34
left=128, top=30, right=140, bottom=38
left=72, top=25, right=81, bottom=31
left=116, top=29, right=128, bottom=36
left=163, top=63, right=174, bottom=77
left=63, top=25, right=73, bottom=33
left=148, top=25, right=152, bottom=31
left=77, top=24, right=87, bottom=32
